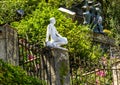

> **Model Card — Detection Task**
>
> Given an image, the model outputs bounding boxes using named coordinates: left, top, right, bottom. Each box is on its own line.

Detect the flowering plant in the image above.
left=96, top=69, right=106, bottom=77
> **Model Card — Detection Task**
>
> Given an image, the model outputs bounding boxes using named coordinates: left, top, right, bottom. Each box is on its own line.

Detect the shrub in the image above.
left=11, top=1, right=102, bottom=60
left=0, top=59, right=46, bottom=85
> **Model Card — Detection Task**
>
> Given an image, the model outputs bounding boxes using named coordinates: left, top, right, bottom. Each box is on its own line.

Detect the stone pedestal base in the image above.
left=42, top=47, right=70, bottom=85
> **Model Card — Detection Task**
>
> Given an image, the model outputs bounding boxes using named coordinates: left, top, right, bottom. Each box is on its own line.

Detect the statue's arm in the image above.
left=56, top=33, right=62, bottom=37
left=55, top=27, right=62, bottom=37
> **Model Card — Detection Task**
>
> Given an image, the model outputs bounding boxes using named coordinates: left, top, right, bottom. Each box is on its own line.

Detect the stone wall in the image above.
left=0, top=24, right=19, bottom=65
left=92, top=33, right=115, bottom=45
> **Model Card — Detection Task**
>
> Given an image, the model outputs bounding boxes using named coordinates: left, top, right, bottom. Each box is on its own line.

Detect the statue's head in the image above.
left=50, top=17, right=56, bottom=24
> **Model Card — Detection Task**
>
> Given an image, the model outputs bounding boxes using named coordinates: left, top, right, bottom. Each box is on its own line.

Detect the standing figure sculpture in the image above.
left=82, top=6, right=91, bottom=25
left=92, top=7, right=103, bottom=33
left=45, top=17, right=68, bottom=50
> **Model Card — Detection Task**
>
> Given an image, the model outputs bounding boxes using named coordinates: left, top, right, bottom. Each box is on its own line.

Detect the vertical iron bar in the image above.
left=29, top=43, right=32, bottom=76
left=21, top=38, right=24, bottom=85
left=38, top=49, right=41, bottom=79
left=12, top=29, right=15, bottom=65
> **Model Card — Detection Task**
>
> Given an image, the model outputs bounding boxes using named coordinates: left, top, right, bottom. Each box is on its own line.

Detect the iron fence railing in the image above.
left=18, top=37, right=120, bottom=85
left=1, top=24, right=120, bottom=85
left=69, top=52, right=120, bottom=85
left=18, top=37, right=54, bottom=85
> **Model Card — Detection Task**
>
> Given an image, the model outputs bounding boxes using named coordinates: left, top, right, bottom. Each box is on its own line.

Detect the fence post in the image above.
left=42, top=47, right=70, bottom=85
left=112, top=61, right=120, bottom=85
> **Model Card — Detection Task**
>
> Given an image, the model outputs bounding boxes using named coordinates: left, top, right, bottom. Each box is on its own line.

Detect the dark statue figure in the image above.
left=82, top=0, right=103, bottom=33
left=92, top=7, right=103, bottom=33
left=82, top=6, right=91, bottom=24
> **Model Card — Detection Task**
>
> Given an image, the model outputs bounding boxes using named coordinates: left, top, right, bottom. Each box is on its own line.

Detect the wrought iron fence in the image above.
left=18, top=37, right=120, bottom=85
left=18, top=37, right=55, bottom=85
left=69, top=52, right=120, bottom=85
left=1, top=24, right=120, bottom=85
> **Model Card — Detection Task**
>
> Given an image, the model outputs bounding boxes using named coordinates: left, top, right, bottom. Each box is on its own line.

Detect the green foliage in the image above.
left=96, top=0, right=120, bottom=45
left=108, top=0, right=120, bottom=45
left=0, top=59, right=45, bottom=85
left=0, top=0, right=40, bottom=24
left=11, top=1, right=102, bottom=60
left=0, top=1, right=117, bottom=84
left=48, top=0, right=82, bottom=7
left=0, top=0, right=25, bottom=24
left=71, top=57, right=113, bottom=85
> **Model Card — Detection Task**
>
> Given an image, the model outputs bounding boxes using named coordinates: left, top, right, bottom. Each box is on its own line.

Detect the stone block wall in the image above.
left=0, top=24, right=19, bottom=65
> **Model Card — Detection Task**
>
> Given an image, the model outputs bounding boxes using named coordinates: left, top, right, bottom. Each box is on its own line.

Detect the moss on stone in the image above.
left=59, top=61, right=69, bottom=85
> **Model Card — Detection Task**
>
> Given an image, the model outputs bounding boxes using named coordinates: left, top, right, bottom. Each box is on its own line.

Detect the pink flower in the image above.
left=28, top=55, right=34, bottom=60
left=96, top=70, right=106, bottom=77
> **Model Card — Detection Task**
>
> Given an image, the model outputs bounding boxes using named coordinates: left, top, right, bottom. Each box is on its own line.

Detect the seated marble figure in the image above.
left=45, top=17, right=68, bottom=50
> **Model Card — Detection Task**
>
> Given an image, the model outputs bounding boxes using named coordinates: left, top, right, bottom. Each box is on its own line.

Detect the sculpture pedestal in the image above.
left=42, top=47, right=70, bottom=85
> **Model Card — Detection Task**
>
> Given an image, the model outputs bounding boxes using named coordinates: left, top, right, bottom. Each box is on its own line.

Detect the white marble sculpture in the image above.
left=45, top=17, right=68, bottom=50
